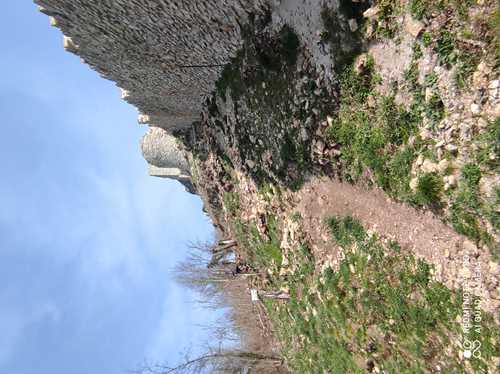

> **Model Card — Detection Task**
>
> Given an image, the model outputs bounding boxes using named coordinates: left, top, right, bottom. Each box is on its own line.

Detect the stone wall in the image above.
left=34, top=0, right=267, bottom=131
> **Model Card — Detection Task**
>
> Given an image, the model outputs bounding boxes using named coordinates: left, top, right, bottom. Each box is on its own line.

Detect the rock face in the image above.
left=141, top=127, right=190, bottom=173
left=34, top=0, right=266, bottom=131
left=148, top=165, right=196, bottom=194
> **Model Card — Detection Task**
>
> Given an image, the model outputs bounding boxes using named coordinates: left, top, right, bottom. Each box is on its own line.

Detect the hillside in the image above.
left=36, top=0, right=499, bottom=373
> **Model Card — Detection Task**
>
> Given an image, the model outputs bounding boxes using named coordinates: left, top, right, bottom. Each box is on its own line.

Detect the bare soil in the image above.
left=295, top=177, right=499, bottom=315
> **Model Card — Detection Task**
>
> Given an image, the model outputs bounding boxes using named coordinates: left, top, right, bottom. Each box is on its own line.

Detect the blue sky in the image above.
left=0, top=3, right=217, bottom=373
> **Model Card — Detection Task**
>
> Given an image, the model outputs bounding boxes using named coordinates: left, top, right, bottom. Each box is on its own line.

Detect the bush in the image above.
left=415, top=172, right=442, bottom=207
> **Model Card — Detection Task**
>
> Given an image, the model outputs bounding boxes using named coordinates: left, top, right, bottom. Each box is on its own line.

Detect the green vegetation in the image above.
left=414, top=172, right=443, bottom=207
left=234, top=214, right=283, bottom=271
left=373, top=0, right=402, bottom=39
left=265, top=216, right=499, bottom=373
left=447, top=119, right=500, bottom=256
left=320, top=1, right=368, bottom=72
left=326, top=55, right=427, bottom=201
left=409, top=0, right=475, bottom=21
left=223, top=191, right=240, bottom=215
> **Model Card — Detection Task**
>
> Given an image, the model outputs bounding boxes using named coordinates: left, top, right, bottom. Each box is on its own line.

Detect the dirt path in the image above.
left=295, top=177, right=499, bottom=315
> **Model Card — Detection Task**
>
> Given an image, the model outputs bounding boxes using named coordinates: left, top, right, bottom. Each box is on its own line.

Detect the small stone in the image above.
left=349, top=18, right=358, bottom=32
left=326, top=115, right=334, bottom=127
left=489, top=80, right=500, bottom=89
left=437, top=159, right=449, bottom=173
left=246, top=159, right=256, bottom=169
left=366, top=23, right=375, bottom=38
left=300, top=127, right=309, bottom=141
left=367, top=95, right=376, bottom=108
left=435, top=140, right=445, bottom=148
left=363, top=6, right=380, bottom=19
left=425, top=87, right=434, bottom=102
left=314, top=139, right=325, bottom=153
left=416, top=154, right=424, bottom=166
left=463, top=240, right=476, bottom=255
left=421, top=159, right=438, bottom=173
left=447, top=175, right=457, bottom=186
left=477, top=118, right=488, bottom=129
left=420, top=128, right=432, bottom=140
left=470, top=103, right=481, bottom=116
left=405, top=15, right=424, bottom=37
left=410, top=177, right=418, bottom=191
left=349, top=264, right=356, bottom=274
left=354, top=53, right=369, bottom=74
left=489, top=261, right=500, bottom=276
left=445, top=144, right=458, bottom=152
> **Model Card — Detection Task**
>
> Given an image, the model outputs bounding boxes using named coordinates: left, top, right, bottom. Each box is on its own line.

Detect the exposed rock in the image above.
left=470, top=103, right=481, bottom=116
left=421, top=159, right=438, bottom=173
left=404, top=16, right=424, bottom=37
left=348, top=18, right=358, bottom=32
left=437, top=159, right=449, bottom=173
left=141, top=127, right=190, bottom=174
left=363, top=6, right=380, bottom=19
left=410, top=177, right=418, bottom=191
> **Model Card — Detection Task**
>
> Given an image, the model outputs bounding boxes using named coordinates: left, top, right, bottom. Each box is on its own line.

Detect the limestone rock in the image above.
left=405, top=16, right=424, bottom=37
left=363, top=6, right=380, bottom=19
left=141, top=127, right=190, bottom=174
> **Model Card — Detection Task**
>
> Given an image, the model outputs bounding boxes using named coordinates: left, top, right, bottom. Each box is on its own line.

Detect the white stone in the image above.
left=404, top=16, right=424, bottom=37
left=63, top=36, right=78, bottom=53
left=437, top=159, right=449, bottom=173
left=363, top=6, right=380, bottom=19
left=445, top=144, right=458, bottom=152
left=49, top=16, right=58, bottom=27
left=489, top=80, right=499, bottom=89
left=410, top=177, right=418, bottom=191
left=348, top=19, right=358, bottom=32
left=470, top=103, right=481, bottom=116
left=421, top=159, right=438, bottom=173
left=447, top=175, right=457, bottom=186
left=138, top=114, right=150, bottom=124
left=416, top=154, right=424, bottom=166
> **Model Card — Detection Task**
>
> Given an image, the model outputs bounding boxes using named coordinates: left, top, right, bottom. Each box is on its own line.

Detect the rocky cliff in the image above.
left=35, top=0, right=266, bottom=131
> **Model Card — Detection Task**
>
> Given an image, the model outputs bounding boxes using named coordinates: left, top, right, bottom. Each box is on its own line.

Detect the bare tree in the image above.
left=132, top=347, right=283, bottom=374
left=164, top=239, right=286, bottom=374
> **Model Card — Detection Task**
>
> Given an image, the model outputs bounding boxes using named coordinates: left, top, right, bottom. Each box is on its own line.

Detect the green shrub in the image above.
left=415, top=172, right=442, bottom=206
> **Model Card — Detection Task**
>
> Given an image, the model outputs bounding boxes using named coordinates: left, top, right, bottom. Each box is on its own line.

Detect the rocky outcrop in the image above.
left=148, top=165, right=196, bottom=194
left=140, top=126, right=197, bottom=192
left=141, top=127, right=190, bottom=173
left=35, top=0, right=267, bottom=131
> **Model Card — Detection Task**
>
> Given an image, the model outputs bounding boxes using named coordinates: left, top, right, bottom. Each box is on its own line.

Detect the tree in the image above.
left=132, top=348, right=283, bottom=374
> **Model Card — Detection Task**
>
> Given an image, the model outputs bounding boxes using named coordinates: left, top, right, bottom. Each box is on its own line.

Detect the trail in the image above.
left=296, top=177, right=499, bottom=315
